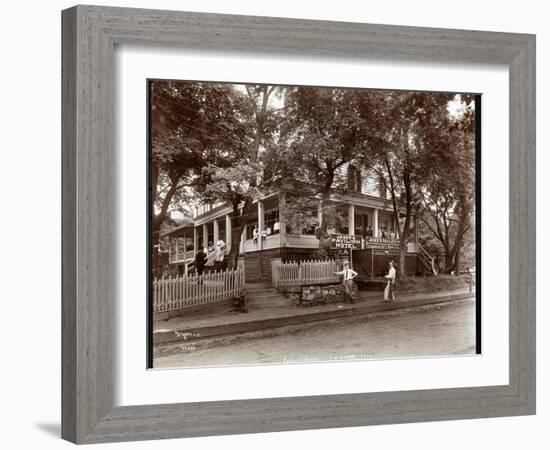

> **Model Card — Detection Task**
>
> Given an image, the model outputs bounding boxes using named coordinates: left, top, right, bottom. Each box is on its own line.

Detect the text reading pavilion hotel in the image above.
left=163, top=164, right=429, bottom=283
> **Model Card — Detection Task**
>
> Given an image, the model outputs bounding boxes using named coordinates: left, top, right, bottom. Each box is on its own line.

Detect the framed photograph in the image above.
left=148, top=80, right=482, bottom=370
left=62, top=5, right=535, bottom=444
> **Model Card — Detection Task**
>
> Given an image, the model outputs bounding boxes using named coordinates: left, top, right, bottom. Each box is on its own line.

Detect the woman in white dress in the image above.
left=215, top=239, right=226, bottom=263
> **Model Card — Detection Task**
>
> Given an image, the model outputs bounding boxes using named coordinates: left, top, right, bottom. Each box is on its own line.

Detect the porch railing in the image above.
left=169, top=248, right=194, bottom=264
left=418, top=243, right=438, bottom=275
left=271, top=259, right=342, bottom=288
left=153, top=268, right=245, bottom=312
left=183, top=249, right=222, bottom=274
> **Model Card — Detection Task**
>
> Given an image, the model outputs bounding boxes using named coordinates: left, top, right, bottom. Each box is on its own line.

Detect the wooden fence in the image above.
left=153, top=268, right=245, bottom=313
left=271, top=260, right=342, bottom=288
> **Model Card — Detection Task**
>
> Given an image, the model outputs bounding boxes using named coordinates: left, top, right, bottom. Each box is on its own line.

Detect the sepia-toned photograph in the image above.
left=148, top=80, right=480, bottom=369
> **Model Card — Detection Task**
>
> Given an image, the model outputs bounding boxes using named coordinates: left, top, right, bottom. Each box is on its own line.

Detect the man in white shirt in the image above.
left=334, top=261, right=358, bottom=303
left=385, top=260, right=396, bottom=302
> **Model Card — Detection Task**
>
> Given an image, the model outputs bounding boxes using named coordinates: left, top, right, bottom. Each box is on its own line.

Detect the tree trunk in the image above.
left=226, top=198, right=254, bottom=270
left=399, top=246, right=412, bottom=276
left=317, top=191, right=332, bottom=252
left=383, top=152, right=411, bottom=278
left=453, top=242, right=462, bottom=274
left=151, top=164, right=159, bottom=207
left=227, top=224, right=245, bottom=269
left=398, top=185, right=412, bottom=277
left=158, top=178, right=180, bottom=220
left=151, top=175, right=180, bottom=277
left=151, top=220, right=162, bottom=279
left=444, top=252, right=453, bottom=273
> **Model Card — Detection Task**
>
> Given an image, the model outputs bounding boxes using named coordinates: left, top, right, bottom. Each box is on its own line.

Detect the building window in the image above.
left=347, top=165, right=362, bottom=192
left=378, top=176, right=388, bottom=198
left=264, top=209, right=280, bottom=235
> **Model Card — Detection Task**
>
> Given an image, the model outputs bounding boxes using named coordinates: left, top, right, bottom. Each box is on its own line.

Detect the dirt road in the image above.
left=154, top=298, right=476, bottom=368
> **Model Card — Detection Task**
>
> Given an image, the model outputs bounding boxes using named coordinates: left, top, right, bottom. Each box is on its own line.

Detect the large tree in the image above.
left=150, top=81, right=249, bottom=275
left=192, top=84, right=285, bottom=269
left=277, top=87, right=377, bottom=254
left=354, top=91, right=458, bottom=277
left=417, top=95, right=476, bottom=273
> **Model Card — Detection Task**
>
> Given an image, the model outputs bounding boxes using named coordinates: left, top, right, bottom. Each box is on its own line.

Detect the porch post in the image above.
left=174, top=236, right=179, bottom=261
left=373, top=208, right=379, bottom=237
left=202, top=223, right=208, bottom=247
left=193, top=227, right=198, bottom=257
left=240, top=224, right=246, bottom=254
left=258, top=199, right=264, bottom=250
left=225, top=215, right=232, bottom=252
left=415, top=214, right=419, bottom=249
left=348, top=204, right=355, bottom=235
left=213, top=219, right=219, bottom=244
left=279, top=192, right=287, bottom=247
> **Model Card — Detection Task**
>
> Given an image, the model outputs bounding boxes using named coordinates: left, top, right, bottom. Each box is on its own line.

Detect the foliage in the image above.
left=276, top=87, right=377, bottom=248
left=416, top=95, right=476, bottom=273
left=151, top=81, right=477, bottom=277
left=150, top=81, right=252, bottom=275
left=188, top=84, right=286, bottom=267
left=351, top=90, right=472, bottom=276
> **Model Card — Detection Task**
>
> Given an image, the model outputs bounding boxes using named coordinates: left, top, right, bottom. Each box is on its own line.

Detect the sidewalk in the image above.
left=153, top=287, right=475, bottom=345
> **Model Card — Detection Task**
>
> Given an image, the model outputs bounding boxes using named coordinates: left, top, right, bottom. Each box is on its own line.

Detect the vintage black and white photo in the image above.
left=148, top=80, right=480, bottom=369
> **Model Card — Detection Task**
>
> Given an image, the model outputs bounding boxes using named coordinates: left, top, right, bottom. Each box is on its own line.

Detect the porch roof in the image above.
left=161, top=222, right=195, bottom=238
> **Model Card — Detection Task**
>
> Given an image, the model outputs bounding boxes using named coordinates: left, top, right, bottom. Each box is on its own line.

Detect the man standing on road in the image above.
left=385, top=260, right=396, bottom=302
left=335, top=261, right=358, bottom=304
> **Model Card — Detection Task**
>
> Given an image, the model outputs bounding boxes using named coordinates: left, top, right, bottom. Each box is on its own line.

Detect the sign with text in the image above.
left=365, top=237, right=400, bottom=250
left=330, top=234, right=362, bottom=250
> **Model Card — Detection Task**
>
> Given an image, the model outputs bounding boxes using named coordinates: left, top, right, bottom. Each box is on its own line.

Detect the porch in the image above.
left=163, top=190, right=420, bottom=274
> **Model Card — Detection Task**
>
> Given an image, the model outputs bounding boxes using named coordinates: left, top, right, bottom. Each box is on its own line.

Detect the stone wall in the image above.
left=283, top=283, right=350, bottom=307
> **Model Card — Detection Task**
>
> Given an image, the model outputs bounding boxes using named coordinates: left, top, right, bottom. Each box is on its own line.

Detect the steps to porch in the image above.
left=418, top=243, right=438, bottom=276
left=245, top=282, right=290, bottom=307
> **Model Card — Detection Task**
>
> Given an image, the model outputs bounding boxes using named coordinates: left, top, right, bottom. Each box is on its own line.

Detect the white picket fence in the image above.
left=153, top=268, right=245, bottom=312
left=271, top=259, right=342, bottom=288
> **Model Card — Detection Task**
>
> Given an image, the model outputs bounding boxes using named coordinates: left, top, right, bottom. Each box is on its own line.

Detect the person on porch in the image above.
left=366, top=225, right=373, bottom=237
left=206, top=241, right=215, bottom=266
left=215, top=238, right=226, bottom=263
left=334, top=261, right=358, bottom=304
left=194, top=247, right=207, bottom=276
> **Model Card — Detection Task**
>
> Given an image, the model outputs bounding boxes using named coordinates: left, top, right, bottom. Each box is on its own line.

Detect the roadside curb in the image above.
left=153, top=292, right=474, bottom=345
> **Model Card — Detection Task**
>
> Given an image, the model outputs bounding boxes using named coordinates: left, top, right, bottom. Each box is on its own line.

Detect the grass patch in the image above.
left=361, top=274, right=472, bottom=293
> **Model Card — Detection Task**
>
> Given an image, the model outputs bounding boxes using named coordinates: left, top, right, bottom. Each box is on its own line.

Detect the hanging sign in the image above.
left=330, top=234, right=362, bottom=250
left=365, top=237, right=400, bottom=250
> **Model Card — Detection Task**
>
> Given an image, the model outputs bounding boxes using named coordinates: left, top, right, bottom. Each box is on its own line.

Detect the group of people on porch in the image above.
left=194, top=238, right=227, bottom=275
left=252, top=221, right=281, bottom=244
left=362, top=225, right=396, bottom=239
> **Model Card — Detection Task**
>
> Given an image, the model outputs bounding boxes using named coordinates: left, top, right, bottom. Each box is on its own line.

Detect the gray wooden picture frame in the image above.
left=61, top=4, right=536, bottom=444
